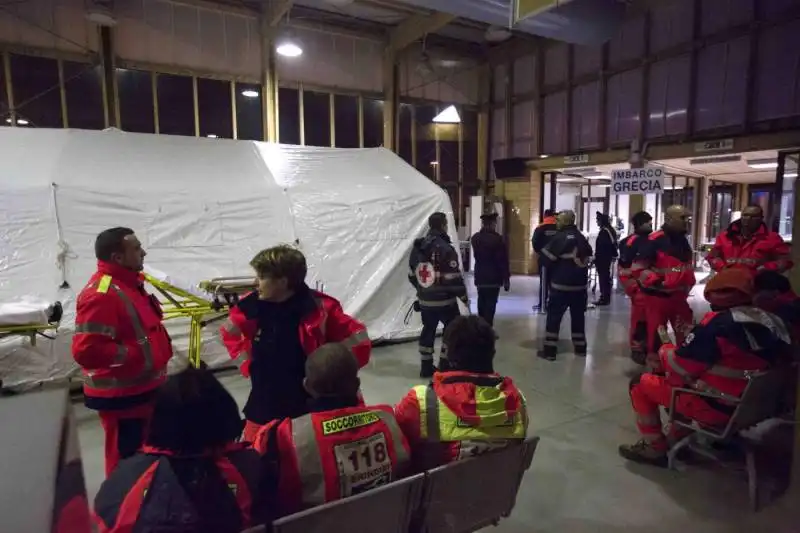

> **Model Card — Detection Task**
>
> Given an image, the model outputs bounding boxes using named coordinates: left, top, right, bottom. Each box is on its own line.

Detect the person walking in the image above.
left=72, top=227, right=174, bottom=477
left=537, top=211, right=593, bottom=361
left=593, top=211, right=618, bottom=306
left=532, top=209, right=559, bottom=312
left=408, top=212, right=468, bottom=378
left=470, top=211, right=510, bottom=328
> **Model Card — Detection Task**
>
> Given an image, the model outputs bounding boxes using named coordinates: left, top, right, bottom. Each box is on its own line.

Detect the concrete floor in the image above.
left=74, top=275, right=800, bottom=532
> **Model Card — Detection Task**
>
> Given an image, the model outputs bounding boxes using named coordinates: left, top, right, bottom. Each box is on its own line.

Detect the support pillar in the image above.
left=504, top=171, right=540, bottom=275
left=697, top=176, right=710, bottom=244
left=259, top=16, right=279, bottom=143
left=382, top=50, right=398, bottom=151
left=629, top=195, right=645, bottom=217
left=98, top=25, right=118, bottom=129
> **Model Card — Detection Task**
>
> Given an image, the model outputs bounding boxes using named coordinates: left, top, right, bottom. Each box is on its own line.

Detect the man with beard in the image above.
left=631, top=205, right=696, bottom=369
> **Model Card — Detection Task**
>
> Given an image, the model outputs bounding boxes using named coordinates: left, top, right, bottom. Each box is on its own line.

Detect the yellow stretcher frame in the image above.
left=143, top=274, right=256, bottom=368
left=0, top=323, right=59, bottom=347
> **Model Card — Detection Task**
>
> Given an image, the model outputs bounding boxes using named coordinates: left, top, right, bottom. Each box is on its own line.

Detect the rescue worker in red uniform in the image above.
left=254, top=343, right=410, bottom=518
left=631, top=205, right=696, bottom=367
left=617, top=211, right=653, bottom=364
left=706, top=205, right=793, bottom=275
left=72, top=227, right=173, bottom=476
left=94, top=368, right=264, bottom=533
left=618, top=269, right=791, bottom=466
left=395, top=315, right=528, bottom=472
left=754, top=270, right=800, bottom=345
left=220, top=245, right=371, bottom=443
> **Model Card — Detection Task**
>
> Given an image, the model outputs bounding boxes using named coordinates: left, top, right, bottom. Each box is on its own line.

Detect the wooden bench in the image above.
left=665, top=369, right=786, bottom=511
left=244, top=436, right=540, bottom=533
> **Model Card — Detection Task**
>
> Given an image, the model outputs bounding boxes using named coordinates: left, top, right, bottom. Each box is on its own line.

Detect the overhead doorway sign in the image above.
left=610, top=167, right=665, bottom=195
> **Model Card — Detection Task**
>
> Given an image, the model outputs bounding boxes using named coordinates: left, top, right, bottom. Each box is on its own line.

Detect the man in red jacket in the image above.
left=618, top=211, right=653, bottom=364
left=253, top=343, right=409, bottom=518
left=631, top=205, right=696, bottom=368
left=220, top=245, right=371, bottom=442
left=619, top=269, right=791, bottom=466
left=72, top=227, right=173, bottom=476
left=395, top=315, right=528, bottom=472
left=706, top=205, right=792, bottom=275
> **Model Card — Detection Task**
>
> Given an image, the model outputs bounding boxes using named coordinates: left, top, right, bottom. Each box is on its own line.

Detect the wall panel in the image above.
left=606, top=68, right=642, bottom=144
left=609, top=15, right=645, bottom=68
left=544, top=43, right=568, bottom=86
left=542, top=91, right=567, bottom=155
left=572, top=45, right=601, bottom=78
left=755, top=19, right=800, bottom=121
left=647, top=55, right=690, bottom=138
left=116, top=0, right=261, bottom=79
left=281, top=28, right=382, bottom=92
left=0, top=0, right=98, bottom=54
left=700, top=0, right=753, bottom=36
left=512, top=100, right=536, bottom=140
left=650, top=0, right=693, bottom=53
left=513, top=54, right=536, bottom=95
left=694, top=36, right=749, bottom=131
left=493, top=63, right=507, bottom=102
left=571, top=81, right=600, bottom=150
left=491, top=106, right=506, bottom=146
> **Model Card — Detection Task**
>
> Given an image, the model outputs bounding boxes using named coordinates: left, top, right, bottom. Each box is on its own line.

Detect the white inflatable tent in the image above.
left=0, top=128, right=458, bottom=388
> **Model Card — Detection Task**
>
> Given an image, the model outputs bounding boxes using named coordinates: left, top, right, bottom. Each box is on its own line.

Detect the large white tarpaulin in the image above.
left=0, top=128, right=457, bottom=388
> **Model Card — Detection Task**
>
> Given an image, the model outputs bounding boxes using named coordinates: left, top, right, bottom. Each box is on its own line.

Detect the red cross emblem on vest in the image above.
left=415, top=262, right=435, bottom=288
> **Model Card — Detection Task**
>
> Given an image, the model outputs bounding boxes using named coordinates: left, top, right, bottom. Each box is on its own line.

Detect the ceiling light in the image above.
left=784, top=172, right=798, bottom=178
left=747, top=158, right=778, bottom=169
left=539, top=154, right=549, bottom=159
left=206, top=134, right=218, bottom=138
left=241, top=89, right=259, bottom=98
left=276, top=42, right=303, bottom=58
left=433, top=105, right=461, bottom=124
left=430, top=161, right=439, bottom=166
left=5, top=117, right=28, bottom=125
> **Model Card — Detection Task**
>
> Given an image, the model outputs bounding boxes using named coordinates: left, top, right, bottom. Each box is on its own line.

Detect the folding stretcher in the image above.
left=0, top=301, right=62, bottom=347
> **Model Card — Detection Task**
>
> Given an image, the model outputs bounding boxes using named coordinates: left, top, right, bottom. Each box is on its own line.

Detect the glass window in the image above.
left=63, top=61, right=105, bottom=130
left=236, top=82, right=263, bottom=141
left=397, top=103, right=412, bottom=164
left=117, top=69, right=154, bottom=134
left=278, top=87, right=300, bottom=145
left=197, top=78, right=232, bottom=139
left=10, top=54, right=62, bottom=128
left=334, top=94, right=359, bottom=148
left=462, top=109, right=479, bottom=184
left=303, top=90, right=330, bottom=147
left=415, top=105, right=437, bottom=180
left=156, top=73, right=194, bottom=136
left=363, top=98, right=384, bottom=148
left=708, top=182, right=735, bottom=241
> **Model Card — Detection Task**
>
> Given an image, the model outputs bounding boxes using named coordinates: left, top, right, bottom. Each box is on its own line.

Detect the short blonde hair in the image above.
left=249, top=245, right=307, bottom=290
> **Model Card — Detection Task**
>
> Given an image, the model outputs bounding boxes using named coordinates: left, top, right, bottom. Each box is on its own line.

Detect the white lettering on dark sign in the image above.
left=610, top=167, right=665, bottom=196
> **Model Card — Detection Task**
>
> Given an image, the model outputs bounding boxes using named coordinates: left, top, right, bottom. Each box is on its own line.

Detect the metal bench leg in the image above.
left=667, top=433, right=694, bottom=470
left=745, top=445, right=759, bottom=512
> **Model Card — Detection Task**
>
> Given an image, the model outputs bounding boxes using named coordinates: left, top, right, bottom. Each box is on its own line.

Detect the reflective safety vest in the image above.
left=632, top=229, right=695, bottom=296
left=411, top=381, right=527, bottom=459
left=706, top=221, right=793, bottom=274
left=259, top=405, right=410, bottom=516
left=72, top=262, right=173, bottom=402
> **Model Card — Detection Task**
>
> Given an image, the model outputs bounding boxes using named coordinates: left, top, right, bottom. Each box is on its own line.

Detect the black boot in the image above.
left=420, top=360, right=436, bottom=378
left=537, top=348, right=557, bottom=361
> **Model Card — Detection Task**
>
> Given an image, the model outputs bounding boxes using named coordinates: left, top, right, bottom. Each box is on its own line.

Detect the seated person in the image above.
left=254, top=343, right=410, bottom=518
left=94, top=368, right=264, bottom=533
left=619, top=269, right=792, bottom=467
left=219, top=244, right=371, bottom=441
left=394, top=315, right=528, bottom=472
left=754, top=270, right=800, bottom=347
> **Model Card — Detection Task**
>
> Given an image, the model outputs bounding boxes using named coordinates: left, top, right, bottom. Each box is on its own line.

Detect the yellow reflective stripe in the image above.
left=85, top=368, right=166, bottom=389
left=665, top=349, right=693, bottom=379
left=340, top=329, right=369, bottom=350
left=636, top=413, right=660, bottom=427
left=706, top=365, right=749, bottom=379
left=232, top=349, right=250, bottom=367
left=96, top=275, right=112, bottom=294
left=291, top=414, right=326, bottom=506
left=412, top=386, right=429, bottom=439
left=542, top=248, right=557, bottom=260
left=221, top=319, right=241, bottom=337
left=75, top=322, right=117, bottom=338
left=110, top=284, right=155, bottom=373
left=375, top=410, right=410, bottom=465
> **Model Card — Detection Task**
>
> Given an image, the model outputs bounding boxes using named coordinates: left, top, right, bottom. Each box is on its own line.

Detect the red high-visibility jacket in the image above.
left=631, top=228, right=696, bottom=296
left=658, top=307, right=791, bottom=403
left=394, top=371, right=528, bottom=472
left=617, top=233, right=647, bottom=298
left=72, top=262, right=173, bottom=406
left=94, top=444, right=261, bottom=533
left=219, top=290, right=370, bottom=378
left=254, top=404, right=410, bottom=517
left=706, top=221, right=792, bottom=274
